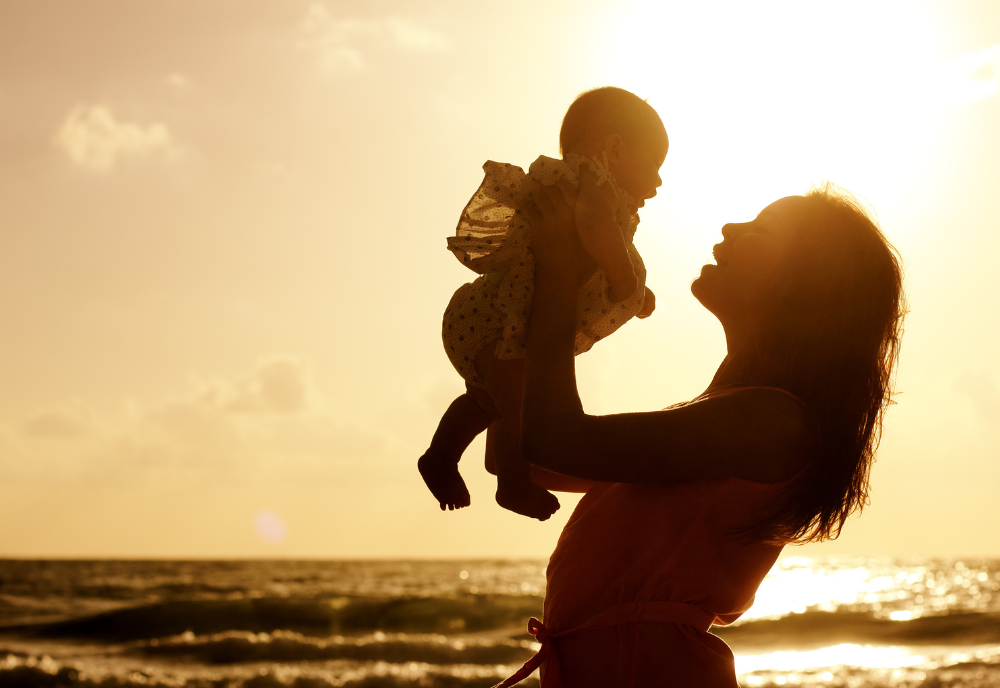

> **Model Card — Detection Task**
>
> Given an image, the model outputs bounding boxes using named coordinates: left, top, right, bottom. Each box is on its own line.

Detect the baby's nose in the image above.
left=722, top=221, right=753, bottom=239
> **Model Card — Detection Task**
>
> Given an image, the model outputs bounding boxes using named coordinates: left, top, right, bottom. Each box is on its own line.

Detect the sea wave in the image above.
left=18, top=594, right=1000, bottom=650
left=0, top=560, right=549, bottom=608
left=718, top=610, right=1000, bottom=650
left=138, top=629, right=536, bottom=665
left=15, top=595, right=543, bottom=641
left=0, top=654, right=533, bottom=688
left=4, top=649, right=1000, bottom=688
left=13, top=594, right=1000, bottom=656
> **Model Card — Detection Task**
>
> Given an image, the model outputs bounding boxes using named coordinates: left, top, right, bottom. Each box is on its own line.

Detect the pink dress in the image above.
left=495, top=388, right=808, bottom=687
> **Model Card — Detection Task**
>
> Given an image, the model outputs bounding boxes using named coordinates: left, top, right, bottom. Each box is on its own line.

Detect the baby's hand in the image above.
left=636, top=287, right=656, bottom=318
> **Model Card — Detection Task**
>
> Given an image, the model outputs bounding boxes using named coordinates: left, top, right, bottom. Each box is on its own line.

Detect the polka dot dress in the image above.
left=443, top=155, right=647, bottom=385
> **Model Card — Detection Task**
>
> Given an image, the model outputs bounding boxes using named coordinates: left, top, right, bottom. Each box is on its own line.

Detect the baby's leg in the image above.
left=486, top=426, right=594, bottom=493
left=477, top=347, right=560, bottom=521
left=419, top=390, right=497, bottom=511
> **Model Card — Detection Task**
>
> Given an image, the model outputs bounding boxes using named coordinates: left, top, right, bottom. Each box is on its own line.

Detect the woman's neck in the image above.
left=707, top=356, right=743, bottom=391
left=703, top=309, right=785, bottom=392
left=707, top=346, right=770, bottom=393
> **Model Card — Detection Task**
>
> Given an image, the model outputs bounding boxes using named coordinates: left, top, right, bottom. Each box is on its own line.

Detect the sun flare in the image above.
left=582, top=0, right=970, bottom=241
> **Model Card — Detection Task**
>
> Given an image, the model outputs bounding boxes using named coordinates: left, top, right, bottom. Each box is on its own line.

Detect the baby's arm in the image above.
left=574, top=164, right=637, bottom=303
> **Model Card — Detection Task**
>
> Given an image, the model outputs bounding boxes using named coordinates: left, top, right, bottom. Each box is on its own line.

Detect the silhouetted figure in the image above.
left=489, top=184, right=906, bottom=686
left=419, top=87, right=667, bottom=520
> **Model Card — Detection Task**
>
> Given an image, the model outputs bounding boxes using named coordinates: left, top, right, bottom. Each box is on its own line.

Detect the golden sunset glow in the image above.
left=0, top=0, right=998, bottom=558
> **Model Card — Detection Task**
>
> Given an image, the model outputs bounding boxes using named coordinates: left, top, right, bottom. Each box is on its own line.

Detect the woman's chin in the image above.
left=691, top=264, right=715, bottom=285
left=690, top=275, right=707, bottom=300
left=690, top=269, right=718, bottom=306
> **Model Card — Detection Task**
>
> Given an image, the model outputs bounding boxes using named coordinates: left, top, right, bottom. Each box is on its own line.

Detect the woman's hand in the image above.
left=636, top=287, right=656, bottom=318
left=521, top=180, right=597, bottom=287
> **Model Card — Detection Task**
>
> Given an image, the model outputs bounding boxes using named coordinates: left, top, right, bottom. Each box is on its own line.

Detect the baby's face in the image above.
left=615, top=135, right=667, bottom=208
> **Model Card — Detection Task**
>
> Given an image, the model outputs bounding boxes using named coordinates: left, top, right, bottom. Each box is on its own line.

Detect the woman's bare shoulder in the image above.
left=680, top=387, right=818, bottom=483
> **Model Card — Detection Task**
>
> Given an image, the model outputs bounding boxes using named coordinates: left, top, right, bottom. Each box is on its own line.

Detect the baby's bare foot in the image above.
left=496, top=479, right=560, bottom=521
left=418, top=450, right=471, bottom=511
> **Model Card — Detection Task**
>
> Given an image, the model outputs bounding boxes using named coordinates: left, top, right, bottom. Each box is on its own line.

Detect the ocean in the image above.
left=0, top=557, right=998, bottom=687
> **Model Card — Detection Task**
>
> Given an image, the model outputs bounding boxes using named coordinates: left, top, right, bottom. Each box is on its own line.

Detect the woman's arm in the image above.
left=520, top=184, right=815, bottom=485
left=484, top=424, right=596, bottom=493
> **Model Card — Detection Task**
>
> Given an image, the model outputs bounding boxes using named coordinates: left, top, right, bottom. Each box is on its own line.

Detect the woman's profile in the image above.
left=492, top=183, right=906, bottom=686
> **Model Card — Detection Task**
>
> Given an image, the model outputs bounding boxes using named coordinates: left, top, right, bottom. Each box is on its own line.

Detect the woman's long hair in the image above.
left=751, top=185, right=906, bottom=544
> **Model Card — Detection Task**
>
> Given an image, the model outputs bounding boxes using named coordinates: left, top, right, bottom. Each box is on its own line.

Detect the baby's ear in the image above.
left=604, top=134, right=625, bottom=166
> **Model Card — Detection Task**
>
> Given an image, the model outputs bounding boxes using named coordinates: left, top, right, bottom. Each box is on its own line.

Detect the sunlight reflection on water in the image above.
left=737, top=644, right=1000, bottom=686
left=736, top=644, right=928, bottom=673
left=745, top=556, right=1000, bottom=620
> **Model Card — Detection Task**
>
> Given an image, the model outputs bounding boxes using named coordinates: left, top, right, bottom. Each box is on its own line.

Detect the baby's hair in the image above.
left=559, top=86, right=667, bottom=156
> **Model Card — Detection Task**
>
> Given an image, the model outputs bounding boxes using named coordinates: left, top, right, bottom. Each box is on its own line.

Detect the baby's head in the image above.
left=560, top=87, right=668, bottom=205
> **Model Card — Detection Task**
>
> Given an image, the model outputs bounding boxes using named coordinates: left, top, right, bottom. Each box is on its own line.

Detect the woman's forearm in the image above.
left=521, top=261, right=586, bottom=471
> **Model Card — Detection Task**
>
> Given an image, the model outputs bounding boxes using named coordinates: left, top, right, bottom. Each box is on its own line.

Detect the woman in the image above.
left=496, top=183, right=905, bottom=687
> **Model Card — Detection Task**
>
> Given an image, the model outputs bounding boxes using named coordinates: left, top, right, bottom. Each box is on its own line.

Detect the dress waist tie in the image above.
left=491, top=599, right=717, bottom=688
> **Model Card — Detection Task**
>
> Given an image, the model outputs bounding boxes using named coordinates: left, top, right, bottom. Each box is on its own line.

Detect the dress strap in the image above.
left=695, top=385, right=821, bottom=438
left=697, top=384, right=807, bottom=407
left=491, top=599, right=716, bottom=687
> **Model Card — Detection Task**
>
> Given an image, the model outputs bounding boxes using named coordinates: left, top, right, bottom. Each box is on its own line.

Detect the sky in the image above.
left=0, top=0, right=998, bottom=559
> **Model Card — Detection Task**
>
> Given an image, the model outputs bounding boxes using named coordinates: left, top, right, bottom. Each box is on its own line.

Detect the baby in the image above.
left=419, top=87, right=668, bottom=520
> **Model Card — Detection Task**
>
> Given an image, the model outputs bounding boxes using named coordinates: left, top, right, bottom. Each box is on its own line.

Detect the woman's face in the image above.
left=692, top=196, right=805, bottom=325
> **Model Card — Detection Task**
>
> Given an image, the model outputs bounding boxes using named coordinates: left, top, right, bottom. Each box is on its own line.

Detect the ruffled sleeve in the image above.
left=447, top=161, right=529, bottom=274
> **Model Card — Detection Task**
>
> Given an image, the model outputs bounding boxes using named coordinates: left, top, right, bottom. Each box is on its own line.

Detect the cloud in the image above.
left=53, top=104, right=178, bottom=171
left=1, top=354, right=389, bottom=482
left=193, top=355, right=314, bottom=415
left=20, top=405, right=97, bottom=439
left=383, top=16, right=449, bottom=52
left=299, top=3, right=448, bottom=71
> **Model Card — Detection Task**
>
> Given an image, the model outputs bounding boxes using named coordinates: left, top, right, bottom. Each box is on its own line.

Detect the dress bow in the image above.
left=491, top=617, right=550, bottom=688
